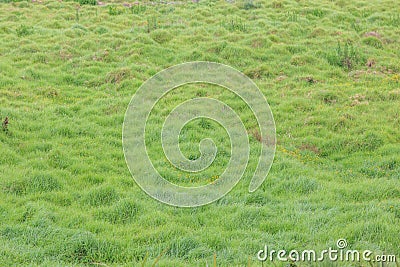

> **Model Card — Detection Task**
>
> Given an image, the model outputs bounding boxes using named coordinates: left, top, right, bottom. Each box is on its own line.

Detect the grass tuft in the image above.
left=96, top=199, right=139, bottom=224
left=326, top=41, right=366, bottom=70
left=83, top=186, right=119, bottom=207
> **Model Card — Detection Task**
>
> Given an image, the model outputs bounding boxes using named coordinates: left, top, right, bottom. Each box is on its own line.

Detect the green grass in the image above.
left=0, top=0, right=400, bottom=266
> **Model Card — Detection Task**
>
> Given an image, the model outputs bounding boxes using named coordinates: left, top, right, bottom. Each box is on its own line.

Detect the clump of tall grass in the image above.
left=286, top=11, right=299, bottom=22
left=16, top=24, right=33, bottom=37
left=108, top=5, right=124, bottom=16
left=29, top=173, right=62, bottom=193
left=147, top=16, right=158, bottom=33
left=96, top=199, right=139, bottom=224
left=83, top=186, right=119, bottom=206
left=2, top=173, right=62, bottom=195
left=241, top=0, right=260, bottom=10
left=61, top=231, right=122, bottom=264
left=271, top=0, right=283, bottom=8
left=387, top=13, right=400, bottom=27
left=75, top=0, right=96, bottom=5
left=223, top=18, right=247, bottom=32
left=326, top=41, right=365, bottom=70
left=130, top=4, right=146, bottom=14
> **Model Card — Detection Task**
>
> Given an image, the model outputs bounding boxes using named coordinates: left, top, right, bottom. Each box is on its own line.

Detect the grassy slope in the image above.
left=0, top=0, right=399, bottom=266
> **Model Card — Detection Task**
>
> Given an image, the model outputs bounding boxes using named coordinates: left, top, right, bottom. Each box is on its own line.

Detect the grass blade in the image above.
left=213, top=252, right=217, bottom=267
left=151, top=247, right=169, bottom=267
left=141, top=251, right=149, bottom=267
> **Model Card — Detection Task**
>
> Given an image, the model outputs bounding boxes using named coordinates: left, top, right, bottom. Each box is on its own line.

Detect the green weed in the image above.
left=75, top=0, right=96, bottom=5
left=130, top=4, right=146, bottom=15
left=223, top=18, right=247, bottom=32
left=16, top=24, right=33, bottom=37
left=241, top=0, right=260, bottom=10
left=326, top=41, right=366, bottom=70
left=108, top=5, right=124, bottom=16
left=147, top=16, right=158, bottom=33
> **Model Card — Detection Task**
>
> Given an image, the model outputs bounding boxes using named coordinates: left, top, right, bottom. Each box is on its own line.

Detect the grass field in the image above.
left=0, top=0, right=400, bottom=266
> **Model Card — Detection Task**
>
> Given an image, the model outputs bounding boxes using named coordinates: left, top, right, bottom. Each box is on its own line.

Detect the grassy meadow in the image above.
left=0, top=0, right=400, bottom=266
